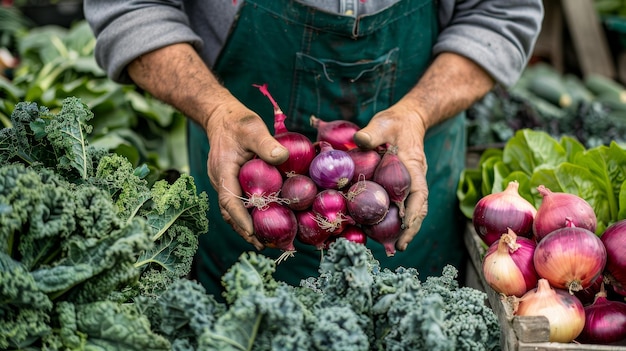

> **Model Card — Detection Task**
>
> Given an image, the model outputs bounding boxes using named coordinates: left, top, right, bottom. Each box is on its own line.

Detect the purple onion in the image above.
left=309, top=141, right=355, bottom=190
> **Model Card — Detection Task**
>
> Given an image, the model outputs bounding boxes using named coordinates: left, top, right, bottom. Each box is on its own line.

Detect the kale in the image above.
left=0, top=98, right=208, bottom=350
left=151, top=238, right=499, bottom=351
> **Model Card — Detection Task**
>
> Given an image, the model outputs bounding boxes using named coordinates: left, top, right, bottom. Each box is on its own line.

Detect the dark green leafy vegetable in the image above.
left=143, top=238, right=499, bottom=351
left=0, top=98, right=208, bottom=350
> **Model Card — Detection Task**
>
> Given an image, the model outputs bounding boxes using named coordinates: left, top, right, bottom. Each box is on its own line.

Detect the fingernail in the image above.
left=271, top=146, right=286, bottom=158
left=400, top=242, right=408, bottom=251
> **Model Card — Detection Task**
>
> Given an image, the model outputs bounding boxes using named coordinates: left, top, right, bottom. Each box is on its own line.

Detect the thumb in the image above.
left=354, top=124, right=386, bottom=150
left=251, top=133, right=290, bottom=166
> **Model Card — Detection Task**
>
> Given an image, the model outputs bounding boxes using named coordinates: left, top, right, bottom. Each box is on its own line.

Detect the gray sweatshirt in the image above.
left=84, top=0, right=543, bottom=87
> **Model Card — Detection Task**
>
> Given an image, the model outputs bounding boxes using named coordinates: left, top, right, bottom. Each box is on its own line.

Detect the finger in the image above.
left=220, top=205, right=265, bottom=250
left=396, top=195, right=429, bottom=251
left=216, top=168, right=255, bottom=236
left=353, top=120, right=389, bottom=150
left=247, top=129, right=289, bottom=166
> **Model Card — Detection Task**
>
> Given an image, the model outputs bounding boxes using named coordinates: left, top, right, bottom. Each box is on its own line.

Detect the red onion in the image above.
left=363, top=203, right=402, bottom=256
left=238, top=158, right=283, bottom=209
left=372, top=145, right=411, bottom=218
left=253, top=83, right=316, bottom=176
left=472, top=181, right=537, bottom=246
left=345, top=180, right=390, bottom=225
left=280, top=174, right=317, bottom=211
left=296, top=210, right=332, bottom=250
left=251, top=202, right=297, bottom=263
left=515, top=278, right=585, bottom=343
left=600, top=219, right=626, bottom=297
left=309, top=141, right=355, bottom=190
left=576, top=284, right=626, bottom=344
left=309, top=115, right=359, bottom=151
left=347, top=148, right=381, bottom=184
left=482, top=228, right=538, bottom=297
left=533, top=220, right=607, bottom=293
left=336, top=225, right=368, bottom=245
left=533, top=185, right=597, bottom=241
left=311, top=189, right=354, bottom=235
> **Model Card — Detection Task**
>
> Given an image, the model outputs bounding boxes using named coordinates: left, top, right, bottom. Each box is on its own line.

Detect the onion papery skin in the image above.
left=312, top=189, right=354, bottom=235
left=533, top=185, right=597, bottom=241
left=309, top=142, right=355, bottom=190
left=482, top=228, right=538, bottom=297
left=251, top=202, right=297, bottom=252
left=275, top=132, right=316, bottom=176
left=372, top=145, right=411, bottom=218
left=533, top=225, right=607, bottom=293
left=577, top=286, right=626, bottom=344
left=347, top=148, right=381, bottom=184
left=310, top=115, right=360, bottom=151
left=346, top=180, right=390, bottom=225
left=296, top=210, right=333, bottom=250
left=516, top=279, right=585, bottom=343
left=281, top=174, right=317, bottom=211
left=363, top=204, right=402, bottom=256
left=472, top=181, right=537, bottom=246
left=600, top=219, right=626, bottom=297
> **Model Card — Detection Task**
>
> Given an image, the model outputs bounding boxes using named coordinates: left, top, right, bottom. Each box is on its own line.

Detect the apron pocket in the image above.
left=288, top=47, right=399, bottom=135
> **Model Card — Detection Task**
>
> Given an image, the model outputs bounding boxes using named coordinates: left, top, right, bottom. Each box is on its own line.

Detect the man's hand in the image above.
left=127, top=43, right=290, bottom=250
left=204, top=99, right=289, bottom=250
left=353, top=105, right=429, bottom=252
left=354, top=53, right=496, bottom=252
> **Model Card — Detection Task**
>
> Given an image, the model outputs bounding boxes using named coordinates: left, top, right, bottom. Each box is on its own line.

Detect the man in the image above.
left=84, top=0, right=543, bottom=297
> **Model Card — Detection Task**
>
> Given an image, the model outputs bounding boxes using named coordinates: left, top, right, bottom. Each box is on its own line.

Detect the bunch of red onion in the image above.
left=234, top=84, right=413, bottom=261
left=475, top=183, right=626, bottom=345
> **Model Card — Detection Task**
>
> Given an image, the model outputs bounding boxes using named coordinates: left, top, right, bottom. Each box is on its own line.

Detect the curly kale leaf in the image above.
left=251, top=285, right=310, bottom=351
left=313, top=238, right=377, bottom=315
left=136, top=278, right=225, bottom=349
left=221, top=251, right=279, bottom=305
left=0, top=101, right=53, bottom=166
left=0, top=252, right=53, bottom=349
left=44, top=97, right=94, bottom=180
left=91, top=153, right=151, bottom=220
left=31, top=217, right=151, bottom=302
left=310, top=305, right=369, bottom=351
left=142, top=173, right=209, bottom=241
left=381, top=265, right=500, bottom=351
left=0, top=164, right=80, bottom=268
left=0, top=98, right=98, bottom=180
left=198, top=292, right=263, bottom=351
left=55, top=300, right=171, bottom=351
left=135, top=224, right=199, bottom=297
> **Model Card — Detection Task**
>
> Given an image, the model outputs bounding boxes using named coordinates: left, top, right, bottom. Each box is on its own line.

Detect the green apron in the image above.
left=189, top=0, right=467, bottom=297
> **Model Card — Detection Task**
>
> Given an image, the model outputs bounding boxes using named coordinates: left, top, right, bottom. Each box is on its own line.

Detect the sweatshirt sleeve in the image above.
left=84, top=0, right=203, bottom=84
left=435, top=0, right=544, bottom=87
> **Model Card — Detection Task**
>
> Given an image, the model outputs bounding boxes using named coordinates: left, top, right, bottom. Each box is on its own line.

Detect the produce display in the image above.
left=462, top=130, right=626, bottom=345
left=1, top=98, right=501, bottom=350
left=466, top=63, right=626, bottom=149
left=237, top=84, right=412, bottom=260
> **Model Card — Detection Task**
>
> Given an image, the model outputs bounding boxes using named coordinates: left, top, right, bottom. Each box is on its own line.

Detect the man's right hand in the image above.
left=204, top=99, right=289, bottom=250
left=126, top=43, right=289, bottom=250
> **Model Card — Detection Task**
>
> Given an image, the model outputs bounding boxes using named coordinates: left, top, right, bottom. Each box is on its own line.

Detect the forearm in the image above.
left=398, top=52, right=495, bottom=130
left=126, top=43, right=234, bottom=130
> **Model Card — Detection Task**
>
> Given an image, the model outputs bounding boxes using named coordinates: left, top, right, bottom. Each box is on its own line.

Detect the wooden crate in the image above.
left=463, top=223, right=626, bottom=351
